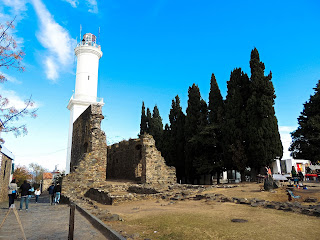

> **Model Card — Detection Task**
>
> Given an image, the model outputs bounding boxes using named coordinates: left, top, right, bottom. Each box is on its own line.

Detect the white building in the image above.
left=66, top=33, right=104, bottom=174
left=272, top=158, right=311, bottom=175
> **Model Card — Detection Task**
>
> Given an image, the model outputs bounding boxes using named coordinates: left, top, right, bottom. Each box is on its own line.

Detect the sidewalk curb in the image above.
left=72, top=202, right=126, bottom=240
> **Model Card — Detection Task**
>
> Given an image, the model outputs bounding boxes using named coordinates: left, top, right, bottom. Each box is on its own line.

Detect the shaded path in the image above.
left=0, top=195, right=109, bottom=239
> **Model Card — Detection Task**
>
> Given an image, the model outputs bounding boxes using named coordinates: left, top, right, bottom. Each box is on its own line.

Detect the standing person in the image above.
left=298, top=171, right=304, bottom=182
left=291, top=166, right=297, bottom=177
left=34, top=188, right=41, bottom=203
left=19, top=180, right=31, bottom=211
left=8, top=179, right=18, bottom=208
left=48, top=183, right=55, bottom=205
left=54, top=182, right=61, bottom=204
left=267, top=166, right=272, bottom=178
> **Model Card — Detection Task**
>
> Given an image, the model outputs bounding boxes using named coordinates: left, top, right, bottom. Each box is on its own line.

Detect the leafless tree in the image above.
left=0, top=17, right=37, bottom=143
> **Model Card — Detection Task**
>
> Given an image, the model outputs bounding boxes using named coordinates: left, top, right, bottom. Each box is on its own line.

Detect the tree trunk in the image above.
left=251, top=168, right=257, bottom=182
left=216, top=169, right=221, bottom=184
left=240, top=169, right=246, bottom=182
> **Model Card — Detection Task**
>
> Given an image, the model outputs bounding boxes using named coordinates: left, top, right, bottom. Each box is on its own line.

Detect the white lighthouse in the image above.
left=66, top=33, right=103, bottom=174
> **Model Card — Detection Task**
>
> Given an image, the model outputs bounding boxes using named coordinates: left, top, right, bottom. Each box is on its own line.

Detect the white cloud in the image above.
left=0, top=72, right=22, bottom=84
left=279, top=126, right=297, bottom=159
left=279, top=126, right=296, bottom=133
left=60, top=0, right=98, bottom=13
left=1, top=0, right=27, bottom=16
left=0, top=85, right=38, bottom=110
left=45, top=57, right=59, bottom=81
left=61, top=0, right=79, bottom=8
left=86, top=0, right=98, bottom=14
left=31, top=0, right=76, bottom=81
left=0, top=0, right=27, bottom=49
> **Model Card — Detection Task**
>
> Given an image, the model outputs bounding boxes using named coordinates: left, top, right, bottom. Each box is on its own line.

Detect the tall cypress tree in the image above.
left=146, top=107, right=152, bottom=134
left=224, top=68, right=250, bottom=180
left=246, top=48, right=283, bottom=171
left=139, top=101, right=147, bottom=135
left=289, top=80, right=320, bottom=163
left=185, top=84, right=202, bottom=183
left=150, top=105, right=163, bottom=149
left=161, top=123, right=173, bottom=165
left=208, top=73, right=224, bottom=125
left=199, top=99, right=208, bottom=128
left=206, top=74, right=225, bottom=183
left=168, top=95, right=186, bottom=182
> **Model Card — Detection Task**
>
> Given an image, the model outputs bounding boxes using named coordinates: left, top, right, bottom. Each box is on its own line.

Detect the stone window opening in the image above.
left=83, top=142, right=89, bottom=153
left=135, top=144, right=142, bottom=160
left=3, top=160, right=7, bottom=180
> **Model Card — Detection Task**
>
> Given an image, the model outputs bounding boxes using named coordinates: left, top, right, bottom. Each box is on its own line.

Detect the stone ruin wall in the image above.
left=63, top=104, right=107, bottom=197
left=107, top=134, right=176, bottom=185
left=70, top=104, right=107, bottom=178
left=107, top=138, right=143, bottom=182
left=63, top=104, right=176, bottom=200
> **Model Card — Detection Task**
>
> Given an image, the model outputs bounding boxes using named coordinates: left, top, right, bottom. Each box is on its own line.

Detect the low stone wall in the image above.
left=107, top=134, right=177, bottom=184
left=189, top=191, right=320, bottom=217
left=84, top=188, right=113, bottom=205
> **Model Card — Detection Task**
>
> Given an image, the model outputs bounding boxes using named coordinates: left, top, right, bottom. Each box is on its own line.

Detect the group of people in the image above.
left=8, top=179, right=39, bottom=210
left=291, top=166, right=304, bottom=185
left=47, top=182, right=61, bottom=205
left=7, top=179, right=61, bottom=210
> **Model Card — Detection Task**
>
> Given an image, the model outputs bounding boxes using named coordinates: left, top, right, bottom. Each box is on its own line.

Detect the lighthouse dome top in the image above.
left=78, top=33, right=100, bottom=49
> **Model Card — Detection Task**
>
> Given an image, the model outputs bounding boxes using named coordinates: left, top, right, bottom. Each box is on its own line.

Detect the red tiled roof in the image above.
left=43, top=172, right=53, bottom=179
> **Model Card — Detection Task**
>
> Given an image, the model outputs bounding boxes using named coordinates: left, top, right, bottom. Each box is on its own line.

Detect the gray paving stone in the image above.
left=0, top=195, right=110, bottom=239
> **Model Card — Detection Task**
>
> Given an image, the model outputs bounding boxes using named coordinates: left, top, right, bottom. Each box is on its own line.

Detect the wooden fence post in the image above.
left=68, top=203, right=75, bottom=240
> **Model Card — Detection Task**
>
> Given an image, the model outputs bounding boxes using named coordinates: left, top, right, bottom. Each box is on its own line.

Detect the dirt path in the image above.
left=96, top=182, right=320, bottom=240
left=0, top=195, right=109, bottom=240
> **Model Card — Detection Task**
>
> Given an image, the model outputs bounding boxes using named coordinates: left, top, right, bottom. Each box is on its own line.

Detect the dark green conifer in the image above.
left=169, top=95, right=186, bottom=182
left=146, top=107, right=152, bottom=134
left=224, top=68, right=250, bottom=180
left=139, top=101, right=147, bottom=135
left=205, top=74, right=225, bottom=183
left=246, top=48, right=283, bottom=171
left=185, top=84, right=202, bottom=183
left=199, top=99, right=208, bottom=128
left=290, top=80, right=320, bottom=163
left=208, top=73, right=224, bottom=125
left=161, top=123, right=174, bottom=165
left=150, top=105, right=163, bottom=149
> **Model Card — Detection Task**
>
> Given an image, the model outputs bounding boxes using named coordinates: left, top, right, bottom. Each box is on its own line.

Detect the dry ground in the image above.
left=98, top=182, right=320, bottom=240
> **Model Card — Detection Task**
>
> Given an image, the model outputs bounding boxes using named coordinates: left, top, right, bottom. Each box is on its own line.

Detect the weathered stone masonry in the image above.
left=107, top=135, right=176, bottom=184
left=63, top=104, right=177, bottom=202
left=63, top=104, right=107, bottom=197
left=70, top=104, right=107, bottom=180
left=0, top=152, right=13, bottom=202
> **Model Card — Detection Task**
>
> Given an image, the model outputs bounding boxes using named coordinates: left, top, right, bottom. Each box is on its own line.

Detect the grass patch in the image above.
left=110, top=202, right=320, bottom=240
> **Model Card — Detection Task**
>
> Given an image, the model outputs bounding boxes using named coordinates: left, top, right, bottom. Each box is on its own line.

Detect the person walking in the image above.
left=19, top=180, right=31, bottom=211
left=54, top=182, right=61, bottom=204
left=48, top=183, right=55, bottom=205
left=8, top=179, right=18, bottom=208
left=34, top=188, right=41, bottom=203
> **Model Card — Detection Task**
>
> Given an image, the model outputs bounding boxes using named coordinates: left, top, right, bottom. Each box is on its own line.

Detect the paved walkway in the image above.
left=0, top=195, right=109, bottom=240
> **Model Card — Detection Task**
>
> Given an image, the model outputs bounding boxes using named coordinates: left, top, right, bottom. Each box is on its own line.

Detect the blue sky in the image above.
left=1, top=0, right=319, bottom=171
